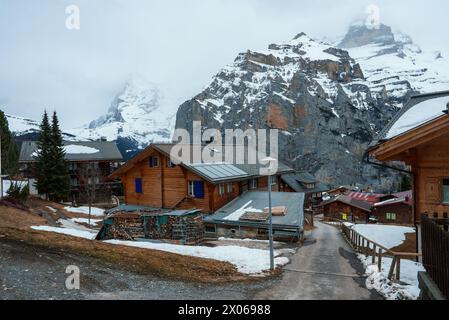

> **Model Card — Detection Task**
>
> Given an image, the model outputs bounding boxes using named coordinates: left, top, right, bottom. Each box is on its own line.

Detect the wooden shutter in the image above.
left=193, top=181, right=204, bottom=199
left=135, top=178, right=143, bottom=193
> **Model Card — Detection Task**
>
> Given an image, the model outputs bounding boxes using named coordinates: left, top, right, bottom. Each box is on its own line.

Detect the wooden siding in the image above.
left=372, top=203, right=413, bottom=225
left=323, top=202, right=369, bottom=223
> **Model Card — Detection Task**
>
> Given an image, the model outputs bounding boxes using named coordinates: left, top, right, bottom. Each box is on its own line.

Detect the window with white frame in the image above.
left=227, top=182, right=233, bottom=193
left=443, top=179, right=449, bottom=204
left=250, top=179, right=258, bottom=189
left=219, top=183, right=225, bottom=196
left=188, top=181, right=195, bottom=197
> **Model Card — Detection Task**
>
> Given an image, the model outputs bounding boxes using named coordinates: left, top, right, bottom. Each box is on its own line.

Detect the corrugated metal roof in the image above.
left=19, top=140, right=123, bottom=162
left=204, top=191, right=304, bottom=228
left=186, top=163, right=249, bottom=182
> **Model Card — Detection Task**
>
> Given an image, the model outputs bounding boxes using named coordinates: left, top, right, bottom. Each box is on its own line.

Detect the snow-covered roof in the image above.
left=385, top=96, right=449, bottom=139
left=19, top=140, right=123, bottom=162
left=374, top=91, right=449, bottom=143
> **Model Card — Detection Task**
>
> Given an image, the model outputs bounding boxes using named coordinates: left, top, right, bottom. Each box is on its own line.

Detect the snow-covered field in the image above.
left=64, top=206, right=105, bottom=216
left=30, top=225, right=291, bottom=275
left=358, top=254, right=425, bottom=300
left=349, top=224, right=415, bottom=250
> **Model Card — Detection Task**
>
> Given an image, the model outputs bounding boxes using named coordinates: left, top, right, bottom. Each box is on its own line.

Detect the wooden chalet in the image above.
left=109, top=143, right=294, bottom=213
left=19, top=140, right=123, bottom=203
left=317, top=194, right=372, bottom=223
left=372, top=191, right=413, bottom=225
left=368, top=91, right=449, bottom=222
left=279, top=171, right=329, bottom=208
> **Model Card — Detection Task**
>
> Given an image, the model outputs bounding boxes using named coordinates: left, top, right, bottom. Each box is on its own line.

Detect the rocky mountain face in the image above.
left=175, top=25, right=449, bottom=191
left=67, top=75, right=176, bottom=159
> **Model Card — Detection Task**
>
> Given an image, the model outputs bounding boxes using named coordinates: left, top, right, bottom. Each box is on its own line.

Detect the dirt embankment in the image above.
left=0, top=199, right=245, bottom=283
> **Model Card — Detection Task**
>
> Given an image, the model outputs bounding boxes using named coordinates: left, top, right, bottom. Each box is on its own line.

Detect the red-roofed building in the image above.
left=371, top=190, right=413, bottom=225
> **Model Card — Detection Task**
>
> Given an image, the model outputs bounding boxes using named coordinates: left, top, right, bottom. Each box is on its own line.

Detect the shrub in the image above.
left=6, top=182, right=29, bottom=203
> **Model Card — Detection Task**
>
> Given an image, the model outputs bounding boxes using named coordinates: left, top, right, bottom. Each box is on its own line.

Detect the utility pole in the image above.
left=262, top=156, right=276, bottom=271
left=0, top=133, right=2, bottom=199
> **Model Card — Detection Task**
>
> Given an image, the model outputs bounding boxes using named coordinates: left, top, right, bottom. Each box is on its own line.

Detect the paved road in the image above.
left=253, top=221, right=383, bottom=300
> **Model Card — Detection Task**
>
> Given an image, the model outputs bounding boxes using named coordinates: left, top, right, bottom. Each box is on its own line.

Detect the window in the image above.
left=443, top=179, right=449, bottom=204
left=219, top=183, right=225, bottom=196
left=205, top=225, right=216, bottom=233
left=149, top=156, right=159, bottom=168
left=135, top=178, right=143, bottom=194
left=166, top=159, right=176, bottom=168
left=386, top=213, right=397, bottom=220
left=188, top=181, right=204, bottom=198
left=226, top=183, right=233, bottom=193
left=250, top=179, right=258, bottom=190
left=188, top=181, right=195, bottom=197
left=269, top=176, right=276, bottom=186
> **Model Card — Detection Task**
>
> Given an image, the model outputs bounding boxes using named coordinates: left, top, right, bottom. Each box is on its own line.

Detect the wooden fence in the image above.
left=421, top=214, right=449, bottom=299
left=341, top=223, right=421, bottom=282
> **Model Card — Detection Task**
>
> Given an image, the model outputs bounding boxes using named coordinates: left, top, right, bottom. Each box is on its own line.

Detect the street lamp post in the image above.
left=261, top=156, right=276, bottom=271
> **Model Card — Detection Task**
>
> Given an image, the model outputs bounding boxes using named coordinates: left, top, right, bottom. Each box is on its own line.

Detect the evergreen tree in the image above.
left=399, top=174, right=412, bottom=192
left=49, top=111, right=70, bottom=201
left=34, top=111, right=53, bottom=199
left=0, top=110, right=19, bottom=176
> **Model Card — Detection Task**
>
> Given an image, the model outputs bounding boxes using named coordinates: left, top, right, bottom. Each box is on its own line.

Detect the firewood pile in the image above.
left=102, top=212, right=145, bottom=240
left=172, top=215, right=204, bottom=245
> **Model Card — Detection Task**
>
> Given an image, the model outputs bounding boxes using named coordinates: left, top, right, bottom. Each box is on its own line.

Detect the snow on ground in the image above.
left=218, top=237, right=285, bottom=245
left=358, top=254, right=425, bottom=300
left=30, top=225, right=290, bottom=275
left=46, top=206, right=57, bottom=213
left=2, top=180, right=27, bottom=197
left=349, top=224, right=415, bottom=250
left=70, top=217, right=102, bottom=226
left=30, top=226, right=97, bottom=240
left=64, top=206, right=105, bottom=216
left=105, top=239, right=289, bottom=275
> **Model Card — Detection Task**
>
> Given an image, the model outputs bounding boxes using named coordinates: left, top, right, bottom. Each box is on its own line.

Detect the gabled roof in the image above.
left=281, top=172, right=329, bottom=193
left=110, top=143, right=294, bottom=184
left=317, top=195, right=373, bottom=212
left=372, top=90, right=449, bottom=145
left=19, top=141, right=123, bottom=162
left=204, top=191, right=304, bottom=228
left=346, top=191, right=386, bottom=204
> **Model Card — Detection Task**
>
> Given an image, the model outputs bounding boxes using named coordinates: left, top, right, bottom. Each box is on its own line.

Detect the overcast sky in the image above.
left=1, top=0, right=448, bottom=128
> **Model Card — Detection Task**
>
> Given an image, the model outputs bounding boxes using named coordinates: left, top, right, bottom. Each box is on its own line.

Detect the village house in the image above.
left=368, top=91, right=449, bottom=222
left=19, top=140, right=123, bottom=203
left=108, top=143, right=295, bottom=213
left=317, top=194, right=372, bottom=223
left=371, top=191, right=413, bottom=225
left=279, top=171, right=329, bottom=208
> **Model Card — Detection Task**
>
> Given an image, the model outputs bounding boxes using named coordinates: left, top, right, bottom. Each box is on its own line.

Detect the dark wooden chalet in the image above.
left=372, top=191, right=413, bottom=225
left=279, top=171, right=329, bottom=208
left=19, top=140, right=123, bottom=203
left=109, top=143, right=294, bottom=213
left=317, top=194, right=372, bottom=223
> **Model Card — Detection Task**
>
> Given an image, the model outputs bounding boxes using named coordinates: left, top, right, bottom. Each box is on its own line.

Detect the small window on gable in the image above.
left=166, top=159, right=176, bottom=168
left=443, top=179, right=449, bottom=204
left=149, top=156, right=159, bottom=168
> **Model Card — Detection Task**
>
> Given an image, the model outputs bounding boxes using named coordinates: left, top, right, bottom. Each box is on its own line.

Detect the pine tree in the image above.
left=35, top=111, right=53, bottom=199
left=49, top=111, right=70, bottom=201
left=399, top=174, right=412, bottom=192
left=0, top=110, right=19, bottom=176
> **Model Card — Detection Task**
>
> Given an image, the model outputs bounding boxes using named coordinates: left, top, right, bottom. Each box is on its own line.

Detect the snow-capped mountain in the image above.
left=68, top=75, right=177, bottom=158
left=176, top=24, right=448, bottom=190
left=339, top=23, right=449, bottom=105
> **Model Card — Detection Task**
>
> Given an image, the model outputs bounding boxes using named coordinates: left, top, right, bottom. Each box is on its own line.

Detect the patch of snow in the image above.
left=350, top=224, right=415, bottom=250
left=30, top=226, right=97, bottom=240
left=64, top=206, right=105, bottom=216
left=64, top=145, right=99, bottom=154
left=223, top=201, right=263, bottom=221
left=358, top=254, right=425, bottom=300
left=70, top=218, right=102, bottom=226
left=105, top=239, right=289, bottom=275
left=386, top=96, right=449, bottom=139
left=46, top=206, right=57, bottom=213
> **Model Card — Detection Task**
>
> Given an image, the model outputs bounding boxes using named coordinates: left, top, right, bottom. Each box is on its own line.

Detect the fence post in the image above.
left=395, top=258, right=401, bottom=282
left=388, top=256, right=397, bottom=280
left=378, top=248, right=382, bottom=271
left=372, top=244, right=376, bottom=264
